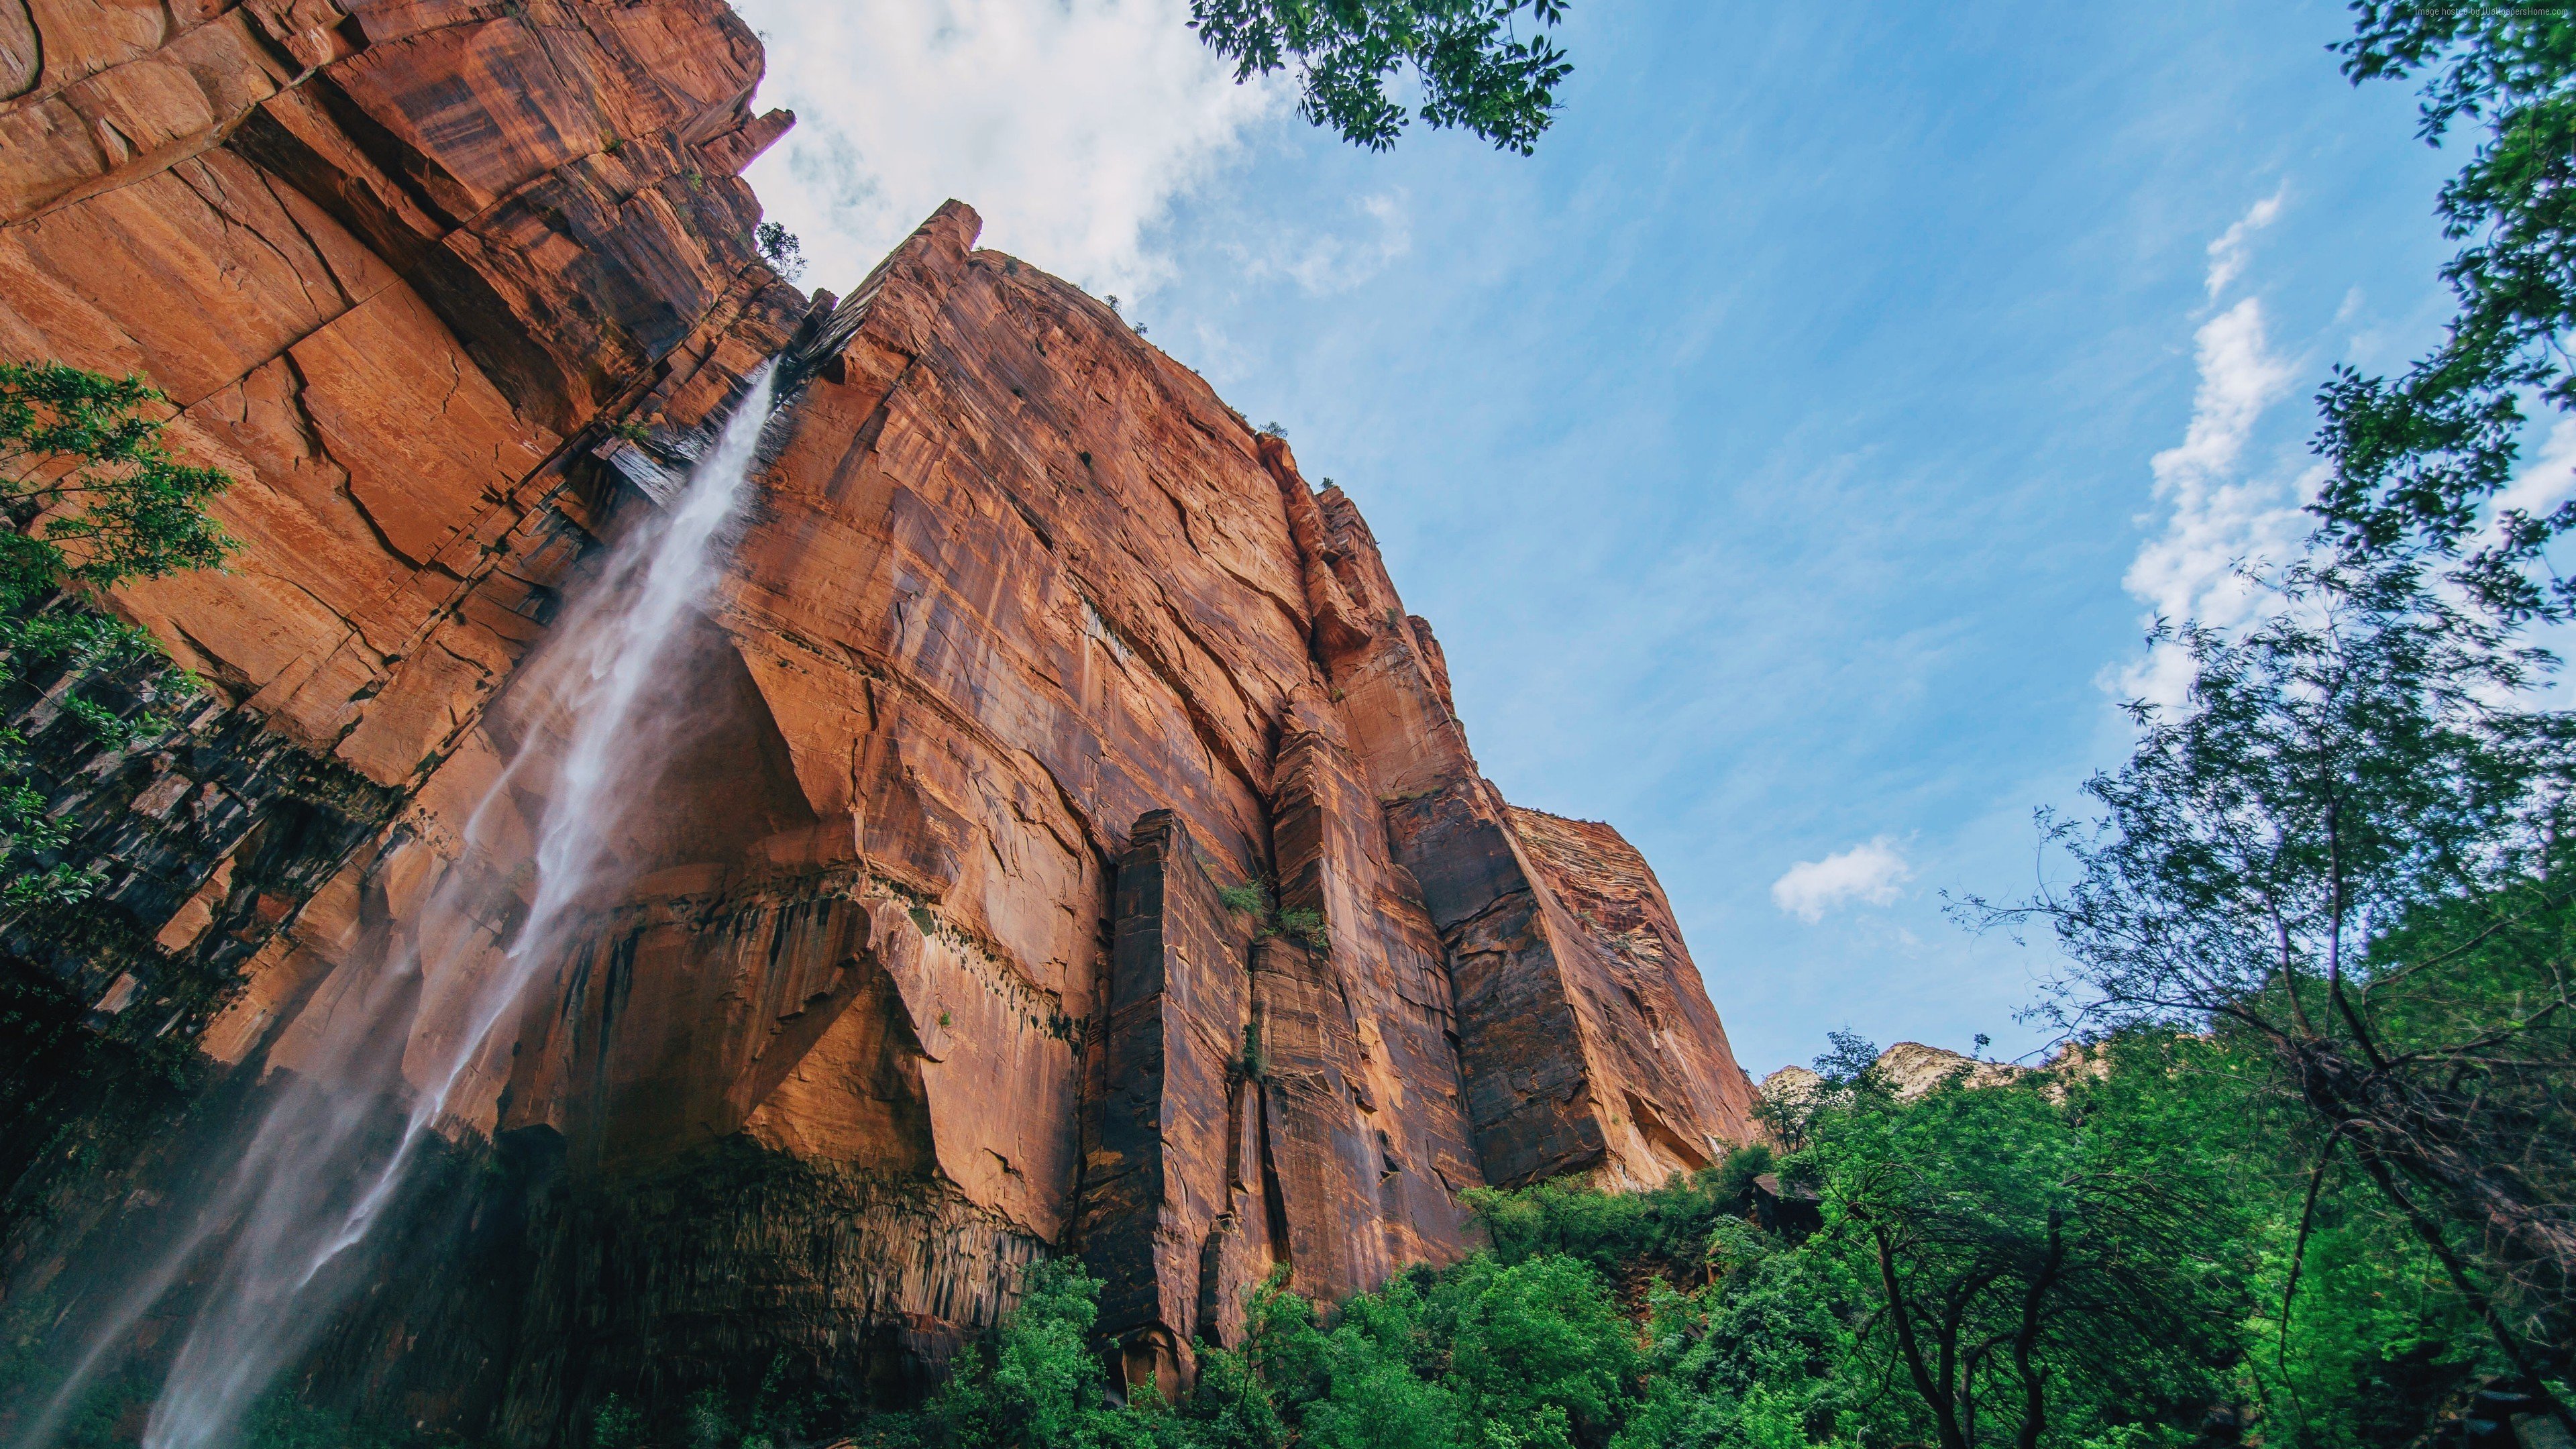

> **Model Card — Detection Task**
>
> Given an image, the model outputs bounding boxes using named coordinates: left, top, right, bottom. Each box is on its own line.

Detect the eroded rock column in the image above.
left=1080, top=812, right=1258, bottom=1399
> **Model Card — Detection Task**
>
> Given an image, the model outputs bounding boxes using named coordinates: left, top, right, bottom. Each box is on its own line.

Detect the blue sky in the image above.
left=737, top=0, right=2470, bottom=1074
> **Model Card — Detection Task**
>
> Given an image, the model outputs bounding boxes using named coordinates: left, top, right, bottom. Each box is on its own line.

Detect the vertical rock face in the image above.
left=0, top=3, right=1757, bottom=1439
left=0, top=0, right=800, bottom=1040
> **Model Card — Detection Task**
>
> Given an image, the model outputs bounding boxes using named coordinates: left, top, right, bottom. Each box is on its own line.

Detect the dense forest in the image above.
left=13, top=1016, right=2559, bottom=1448
left=588, top=1017, right=2557, bottom=1449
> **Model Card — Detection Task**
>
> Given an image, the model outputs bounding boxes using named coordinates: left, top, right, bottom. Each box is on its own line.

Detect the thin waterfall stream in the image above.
left=17, top=362, right=784, bottom=1449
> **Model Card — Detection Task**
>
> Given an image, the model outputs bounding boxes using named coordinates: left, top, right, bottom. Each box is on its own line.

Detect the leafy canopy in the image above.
left=1948, top=0, right=2576, bottom=1409
left=1810, top=1053, right=2247, bottom=1449
left=1190, top=0, right=1571, bottom=154
left=2317, top=2, right=2576, bottom=615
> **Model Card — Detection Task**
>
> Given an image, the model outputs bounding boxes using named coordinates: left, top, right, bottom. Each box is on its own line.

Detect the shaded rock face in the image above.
left=0, top=3, right=1756, bottom=1438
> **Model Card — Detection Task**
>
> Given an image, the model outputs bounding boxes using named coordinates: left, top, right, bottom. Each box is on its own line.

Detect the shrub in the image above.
left=1, top=361, right=233, bottom=908
left=591, top=1393, right=646, bottom=1449
left=1216, top=879, right=1330, bottom=952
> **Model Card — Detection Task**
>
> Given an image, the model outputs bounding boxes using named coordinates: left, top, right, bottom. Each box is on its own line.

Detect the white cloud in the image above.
left=2121, top=196, right=2576, bottom=712
left=2114, top=192, right=2314, bottom=706
left=2488, top=417, right=2576, bottom=528
left=2204, top=184, right=2284, bottom=301
left=734, top=0, right=1291, bottom=301
left=1223, top=189, right=1415, bottom=295
left=2491, top=421, right=2576, bottom=707
left=1772, top=837, right=1913, bottom=924
left=2123, top=295, right=2307, bottom=631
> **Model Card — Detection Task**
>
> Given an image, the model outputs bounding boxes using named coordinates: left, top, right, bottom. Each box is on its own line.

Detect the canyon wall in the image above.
left=0, top=0, right=1758, bottom=1438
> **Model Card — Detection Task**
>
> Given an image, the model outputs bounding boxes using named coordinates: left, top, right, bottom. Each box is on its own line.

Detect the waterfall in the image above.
left=16, top=362, right=782, bottom=1449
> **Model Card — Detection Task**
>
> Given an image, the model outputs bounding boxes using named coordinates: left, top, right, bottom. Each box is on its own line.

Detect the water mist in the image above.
left=15, top=362, right=783, bottom=1449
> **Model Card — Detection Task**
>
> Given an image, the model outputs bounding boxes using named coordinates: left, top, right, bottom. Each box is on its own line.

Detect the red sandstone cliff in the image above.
left=0, top=1, right=1758, bottom=1436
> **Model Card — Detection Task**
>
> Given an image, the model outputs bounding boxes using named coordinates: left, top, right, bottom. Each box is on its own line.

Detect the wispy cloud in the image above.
left=735, top=0, right=1289, bottom=300
left=1223, top=190, right=1416, bottom=295
left=2204, top=184, right=2284, bottom=301
left=1772, top=837, right=1912, bottom=923
left=2489, top=421, right=2576, bottom=705
left=2123, top=295, right=2306, bottom=625
left=2488, top=417, right=2576, bottom=531
left=2116, top=192, right=2312, bottom=704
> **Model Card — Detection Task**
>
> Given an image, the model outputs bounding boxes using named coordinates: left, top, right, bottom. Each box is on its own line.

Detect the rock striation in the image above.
left=0, top=2, right=1759, bottom=1439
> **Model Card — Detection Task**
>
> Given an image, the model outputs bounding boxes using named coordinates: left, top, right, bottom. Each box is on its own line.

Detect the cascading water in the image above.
left=16, top=362, right=783, bottom=1449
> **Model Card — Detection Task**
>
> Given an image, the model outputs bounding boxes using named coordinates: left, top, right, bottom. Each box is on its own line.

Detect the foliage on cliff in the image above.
left=0, top=364, right=238, bottom=1338
left=1, top=362, right=232, bottom=908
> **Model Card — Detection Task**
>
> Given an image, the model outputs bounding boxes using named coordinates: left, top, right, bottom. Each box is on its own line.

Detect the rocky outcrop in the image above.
left=1872, top=1040, right=2025, bottom=1099
left=1, top=3, right=1758, bottom=1440
left=1760, top=1042, right=2028, bottom=1113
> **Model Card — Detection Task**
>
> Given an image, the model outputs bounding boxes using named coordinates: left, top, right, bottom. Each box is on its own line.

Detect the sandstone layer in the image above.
left=0, top=2, right=1759, bottom=1439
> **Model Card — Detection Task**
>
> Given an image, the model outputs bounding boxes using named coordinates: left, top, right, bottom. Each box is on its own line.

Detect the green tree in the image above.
left=1969, top=559, right=2576, bottom=1407
left=754, top=221, right=806, bottom=283
left=1, top=361, right=232, bottom=909
left=1611, top=1231, right=1864, bottom=1449
left=926, top=1258, right=1120, bottom=1447
left=1189, top=0, right=1571, bottom=154
left=1430, top=1254, right=1636, bottom=1446
left=1796, top=1065, right=2247, bottom=1449
left=686, top=1057, right=2502, bottom=1448
left=2316, top=3, right=2576, bottom=616
left=1955, top=0, right=2576, bottom=1427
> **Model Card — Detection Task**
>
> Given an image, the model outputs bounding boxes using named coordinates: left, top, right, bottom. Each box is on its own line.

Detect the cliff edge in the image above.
left=0, top=2, right=1757, bottom=1438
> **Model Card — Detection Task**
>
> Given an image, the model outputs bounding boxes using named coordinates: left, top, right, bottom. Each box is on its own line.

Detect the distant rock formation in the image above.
left=1760, top=1040, right=2053, bottom=1114
left=0, top=1, right=1760, bottom=1438
left=1872, top=1041, right=2027, bottom=1099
